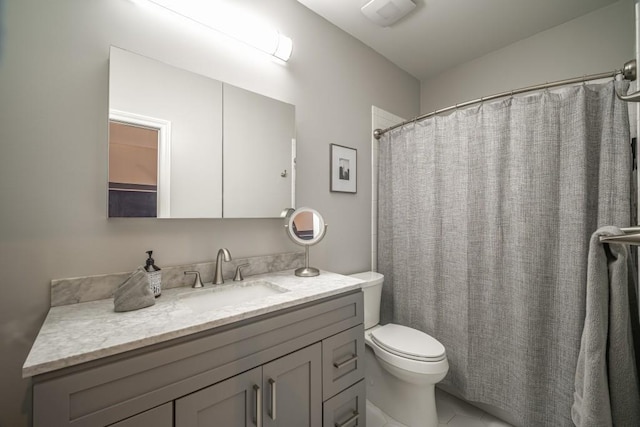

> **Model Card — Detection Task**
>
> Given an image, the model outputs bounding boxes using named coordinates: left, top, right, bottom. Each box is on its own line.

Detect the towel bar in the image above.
left=599, top=226, right=640, bottom=244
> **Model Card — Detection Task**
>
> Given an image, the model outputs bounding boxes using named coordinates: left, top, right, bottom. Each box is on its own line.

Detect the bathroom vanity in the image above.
left=24, top=271, right=366, bottom=427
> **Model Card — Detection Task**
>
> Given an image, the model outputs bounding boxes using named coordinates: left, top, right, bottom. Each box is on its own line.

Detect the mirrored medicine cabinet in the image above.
left=108, top=46, right=295, bottom=219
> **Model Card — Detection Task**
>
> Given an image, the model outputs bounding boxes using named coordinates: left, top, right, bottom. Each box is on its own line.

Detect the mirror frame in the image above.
left=285, top=207, right=326, bottom=246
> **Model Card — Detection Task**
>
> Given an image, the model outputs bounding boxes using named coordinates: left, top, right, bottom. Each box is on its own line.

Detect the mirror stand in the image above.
left=296, top=246, right=319, bottom=277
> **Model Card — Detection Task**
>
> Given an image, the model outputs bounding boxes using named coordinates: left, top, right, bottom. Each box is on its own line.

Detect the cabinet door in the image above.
left=222, top=83, right=295, bottom=218
left=262, top=343, right=322, bottom=427
left=109, top=403, right=173, bottom=427
left=109, top=46, right=224, bottom=219
left=175, top=367, right=262, bottom=427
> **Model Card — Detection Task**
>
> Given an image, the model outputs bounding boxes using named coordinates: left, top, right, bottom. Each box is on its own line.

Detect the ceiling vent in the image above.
left=361, top=0, right=416, bottom=27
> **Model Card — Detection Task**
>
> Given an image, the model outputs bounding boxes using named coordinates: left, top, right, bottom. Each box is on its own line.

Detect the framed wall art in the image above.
left=330, top=143, right=357, bottom=193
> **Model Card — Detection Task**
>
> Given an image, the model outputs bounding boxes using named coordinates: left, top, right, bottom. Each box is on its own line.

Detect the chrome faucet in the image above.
left=213, top=248, right=232, bottom=285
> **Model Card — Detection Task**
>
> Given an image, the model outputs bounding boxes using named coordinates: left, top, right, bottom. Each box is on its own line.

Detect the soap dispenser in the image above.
left=144, top=250, right=162, bottom=297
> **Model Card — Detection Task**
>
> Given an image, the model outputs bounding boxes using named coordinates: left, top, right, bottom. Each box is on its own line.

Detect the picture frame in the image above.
left=330, top=143, right=357, bottom=193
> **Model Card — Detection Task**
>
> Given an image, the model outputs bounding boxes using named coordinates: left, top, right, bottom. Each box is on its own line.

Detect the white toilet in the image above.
left=350, top=272, right=449, bottom=427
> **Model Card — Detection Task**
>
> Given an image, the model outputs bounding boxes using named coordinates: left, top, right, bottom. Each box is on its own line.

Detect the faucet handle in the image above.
left=184, top=271, right=204, bottom=288
left=233, top=263, right=250, bottom=281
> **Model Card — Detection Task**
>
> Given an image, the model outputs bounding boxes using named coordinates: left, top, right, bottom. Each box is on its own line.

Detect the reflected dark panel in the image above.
left=109, top=185, right=157, bottom=217
left=108, top=120, right=160, bottom=217
left=292, top=223, right=314, bottom=240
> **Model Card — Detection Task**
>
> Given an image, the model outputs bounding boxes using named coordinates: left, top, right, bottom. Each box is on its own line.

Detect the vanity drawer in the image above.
left=322, top=324, right=365, bottom=400
left=322, top=380, right=365, bottom=427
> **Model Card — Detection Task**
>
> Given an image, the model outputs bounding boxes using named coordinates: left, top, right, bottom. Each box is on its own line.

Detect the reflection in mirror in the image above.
left=108, top=121, right=158, bottom=217
left=284, top=207, right=327, bottom=276
left=108, top=110, right=172, bottom=217
left=292, top=211, right=322, bottom=241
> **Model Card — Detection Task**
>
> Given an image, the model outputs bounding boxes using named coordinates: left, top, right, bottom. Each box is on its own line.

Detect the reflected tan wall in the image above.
left=109, top=121, right=158, bottom=186
left=293, top=211, right=313, bottom=232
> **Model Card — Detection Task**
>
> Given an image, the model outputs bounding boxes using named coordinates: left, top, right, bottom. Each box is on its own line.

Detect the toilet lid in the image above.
left=371, top=324, right=446, bottom=362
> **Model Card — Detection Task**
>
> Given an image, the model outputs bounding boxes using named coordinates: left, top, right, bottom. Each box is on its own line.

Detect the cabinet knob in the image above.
left=333, top=354, right=358, bottom=369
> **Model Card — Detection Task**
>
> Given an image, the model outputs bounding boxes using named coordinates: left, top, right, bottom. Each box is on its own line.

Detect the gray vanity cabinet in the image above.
left=31, top=290, right=363, bottom=427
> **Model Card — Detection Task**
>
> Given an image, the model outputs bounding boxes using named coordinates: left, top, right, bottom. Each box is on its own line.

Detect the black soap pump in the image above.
left=144, top=250, right=162, bottom=297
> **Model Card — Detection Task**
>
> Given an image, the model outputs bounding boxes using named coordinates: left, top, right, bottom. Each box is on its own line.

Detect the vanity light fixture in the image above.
left=142, top=0, right=293, bottom=61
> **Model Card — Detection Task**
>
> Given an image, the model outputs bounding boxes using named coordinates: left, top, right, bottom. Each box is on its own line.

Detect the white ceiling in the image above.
left=296, top=0, right=619, bottom=81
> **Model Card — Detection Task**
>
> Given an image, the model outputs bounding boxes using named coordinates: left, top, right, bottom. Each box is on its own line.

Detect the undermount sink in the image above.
left=179, top=280, right=289, bottom=312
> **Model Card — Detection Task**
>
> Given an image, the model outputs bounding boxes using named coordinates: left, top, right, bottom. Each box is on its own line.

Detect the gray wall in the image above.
left=0, top=0, right=419, bottom=425
left=420, top=0, right=635, bottom=114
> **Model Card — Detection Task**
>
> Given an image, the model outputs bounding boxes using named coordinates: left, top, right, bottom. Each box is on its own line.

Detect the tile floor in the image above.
left=366, top=388, right=514, bottom=427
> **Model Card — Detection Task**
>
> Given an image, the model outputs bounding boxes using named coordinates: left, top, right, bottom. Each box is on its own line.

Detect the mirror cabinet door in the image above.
left=223, top=84, right=295, bottom=218
left=109, top=46, right=223, bottom=218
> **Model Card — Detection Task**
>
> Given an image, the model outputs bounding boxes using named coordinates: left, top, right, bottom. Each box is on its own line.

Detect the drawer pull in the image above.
left=333, top=354, right=358, bottom=369
left=269, top=378, right=277, bottom=420
left=253, top=384, right=262, bottom=427
left=335, top=410, right=359, bottom=427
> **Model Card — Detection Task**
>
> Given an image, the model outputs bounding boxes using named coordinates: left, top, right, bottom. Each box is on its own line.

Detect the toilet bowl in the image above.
left=350, top=272, right=448, bottom=427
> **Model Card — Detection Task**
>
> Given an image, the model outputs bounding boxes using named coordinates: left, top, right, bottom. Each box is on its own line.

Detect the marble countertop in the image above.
left=23, top=270, right=363, bottom=378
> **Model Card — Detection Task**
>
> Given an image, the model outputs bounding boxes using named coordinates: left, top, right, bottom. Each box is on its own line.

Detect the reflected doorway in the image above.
left=108, top=110, right=171, bottom=218
left=108, top=121, right=159, bottom=217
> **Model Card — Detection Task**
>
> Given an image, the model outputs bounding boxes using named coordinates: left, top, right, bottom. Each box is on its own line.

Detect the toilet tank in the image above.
left=349, top=271, right=384, bottom=329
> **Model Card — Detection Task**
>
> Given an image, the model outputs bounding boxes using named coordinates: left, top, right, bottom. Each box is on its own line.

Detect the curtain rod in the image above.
left=373, top=59, right=638, bottom=140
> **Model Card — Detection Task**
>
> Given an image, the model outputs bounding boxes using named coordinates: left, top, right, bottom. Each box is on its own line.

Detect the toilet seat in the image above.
left=367, top=334, right=449, bottom=375
left=371, top=324, right=446, bottom=362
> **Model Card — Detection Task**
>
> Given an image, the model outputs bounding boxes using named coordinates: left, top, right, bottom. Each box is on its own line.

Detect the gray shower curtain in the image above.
left=378, top=81, right=631, bottom=426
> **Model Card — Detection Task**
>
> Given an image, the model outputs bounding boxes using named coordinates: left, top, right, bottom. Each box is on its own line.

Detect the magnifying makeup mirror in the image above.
left=282, top=207, right=327, bottom=277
